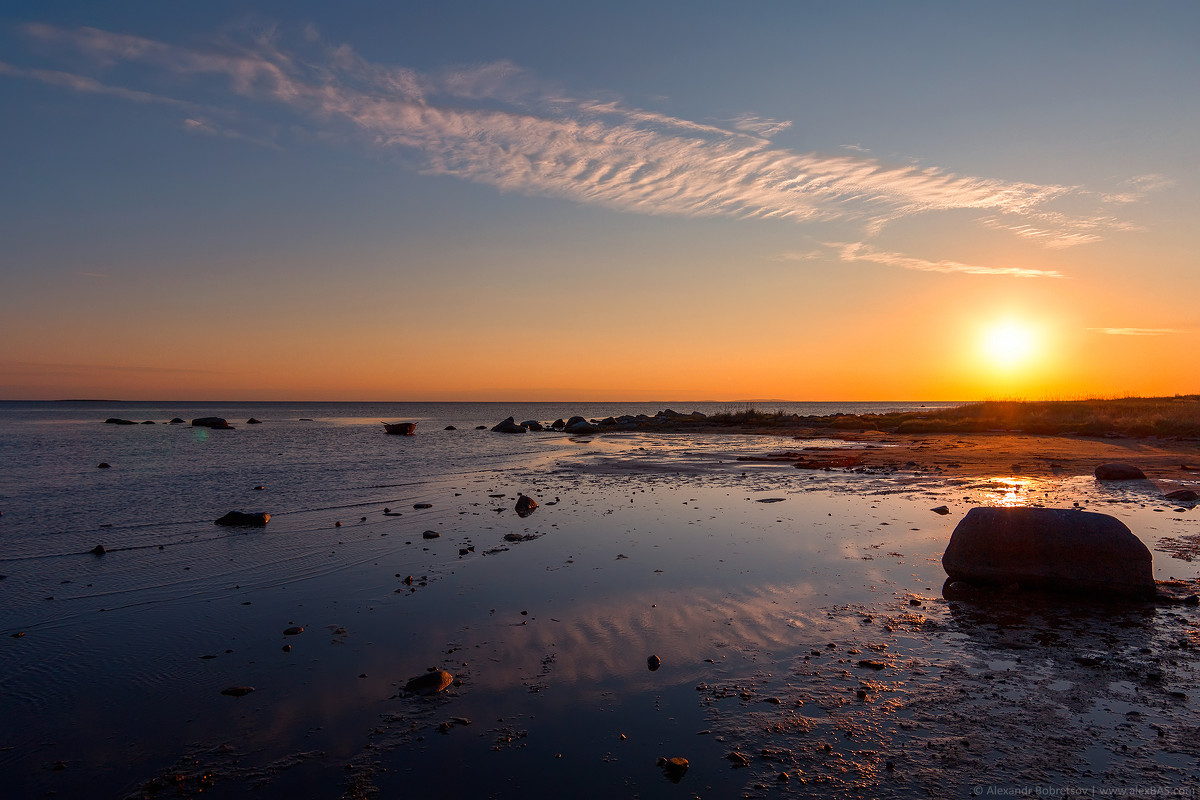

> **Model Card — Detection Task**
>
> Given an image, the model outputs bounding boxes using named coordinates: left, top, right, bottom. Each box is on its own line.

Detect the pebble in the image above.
left=283, top=626, right=305, bottom=636
left=220, top=686, right=255, bottom=697
left=647, top=654, right=662, bottom=671
left=90, top=544, right=107, bottom=556
left=422, top=530, right=440, bottom=539
left=413, top=503, right=432, bottom=509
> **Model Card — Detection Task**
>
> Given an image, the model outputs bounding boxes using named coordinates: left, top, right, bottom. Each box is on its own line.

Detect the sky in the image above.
left=1, top=1, right=1197, bottom=401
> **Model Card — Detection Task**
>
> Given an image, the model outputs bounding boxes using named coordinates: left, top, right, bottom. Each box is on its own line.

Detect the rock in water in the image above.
left=1164, top=489, right=1199, bottom=502
left=192, top=417, right=232, bottom=429
left=104, top=418, right=137, bottom=425
left=90, top=545, right=107, bottom=556
left=520, top=420, right=545, bottom=432
left=405, top=669, right=453, bottom=695
left=220, top=686, right=255, bottom=697
left=214, top=511, right=271, bottom=527
left=169, top=417, right=185, bottom=424
left=491, top=417, right=527, bottom=433
left=942, top=507, right=1154, bottom=598
left=515, top=494, right=538, bottom=518
left=647, top=654, right=662, bottom=671
left=246, top=418, right=262, bottom=424
left=657, top=756, right=689, bottom=782
left=1094, top=463, right=1147, bottom=481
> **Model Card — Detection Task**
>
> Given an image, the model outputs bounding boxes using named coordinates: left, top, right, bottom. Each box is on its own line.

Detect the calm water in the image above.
left=0, top=400, right=950, bottom=560
left=7, top=400, right=1194, bottom=798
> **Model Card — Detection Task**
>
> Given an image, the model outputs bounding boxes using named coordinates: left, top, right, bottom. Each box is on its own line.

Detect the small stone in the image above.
left=281, top=644, right=291, bottom=652
left=657, top=756, right=689, bottom=782
left=647, top=654, right=662, bottom=671
left=90, top=544, right=107, bottom=556
left=283, top=626, right=304, bottom=636
left=727, top=751, right=751, bottom=768
left=856, top=688, right=869, bottom=699
left=414, top=503, right=432, bottom=510
left=221, top=686, right=255, bottom=697
left=405, top=669, right=453, bottom=695
left=97, top=462, right=111, bottom=469
left=422, top=530, right=440, bottom=539
left=931, top=506, right=950, bottom=515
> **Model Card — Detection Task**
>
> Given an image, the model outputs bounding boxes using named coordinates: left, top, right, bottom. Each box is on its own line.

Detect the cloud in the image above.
left=729, top=113, right=793, bottom=138
left=1087, top=327, right=1181, bottom=336
left=833, top=242, right=1063, bottom=278
left=1101, top=173, right=1175, bottom=204
left=6, top=24, right=1144, bottom=252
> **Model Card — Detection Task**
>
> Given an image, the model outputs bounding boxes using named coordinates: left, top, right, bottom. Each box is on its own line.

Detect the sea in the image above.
left=9, top=399, right=1195, bottom=798
left=0, top=400, right=952, bottom=563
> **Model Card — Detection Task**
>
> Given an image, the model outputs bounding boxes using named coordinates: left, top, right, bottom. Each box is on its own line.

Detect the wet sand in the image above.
left=2, top=430, right=1198, bottom=798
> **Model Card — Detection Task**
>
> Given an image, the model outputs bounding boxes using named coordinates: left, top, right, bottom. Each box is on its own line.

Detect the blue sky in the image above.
left=2, top=2, right=1197, bottom=400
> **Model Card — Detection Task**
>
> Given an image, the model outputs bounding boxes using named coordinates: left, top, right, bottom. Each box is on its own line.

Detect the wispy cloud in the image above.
left=1101, top=173, right=1175, bottom=204
left=729, top=113, right=792, bottom=138
left=1087, top=327, right=1181, bottom=336
left=6, top=23, right=1149, bottom=253
left=833, top=242, right=1064, bottom=278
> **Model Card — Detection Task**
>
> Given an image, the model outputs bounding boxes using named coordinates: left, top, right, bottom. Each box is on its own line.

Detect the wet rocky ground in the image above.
left=2, top=431, right=1197, bottom=798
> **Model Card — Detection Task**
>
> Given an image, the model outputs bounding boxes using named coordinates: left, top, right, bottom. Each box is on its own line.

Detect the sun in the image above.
left=982, top=321, right=1036, bottom=369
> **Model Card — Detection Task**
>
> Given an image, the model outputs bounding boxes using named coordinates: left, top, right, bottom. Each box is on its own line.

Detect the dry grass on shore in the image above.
left=704, top=396, right=1200, bottom=438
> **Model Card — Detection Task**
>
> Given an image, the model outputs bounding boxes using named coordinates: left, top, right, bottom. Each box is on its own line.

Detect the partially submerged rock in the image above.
left=104, top=418, right=137, bottom=425
left=657, top=756, right=688, bottom=782
left=214, top=511, right=270, bottom=527
left=491, top=417, right=527, bottom=433
left=1164, top=489, right=1199, bottom=502
left=405, top=669, right=453, bottom=695
left=383, top=421, right=416, bottom=435
left=192, top=417, right=232, bottom=429
left=942, top=507, right=1154, bottom=598
left=520, top=420, right=545, bottom=432
left=220, top=686, right=255, bottom=697
left=515, top=494, right=538, bottom=518
left=1094, top=463, right=1147, bottom=481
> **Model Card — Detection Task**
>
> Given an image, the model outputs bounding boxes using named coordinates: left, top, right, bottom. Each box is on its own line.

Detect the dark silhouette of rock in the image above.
left=657, top=756, right=689, bottom=782
left=214, top=511, right=271, bottom=527
left=97, top=462, right=111, bottom=469
left=283, top=626, right=304, bottom=635
left=566, top=418, right=597, bottom=434
left=520, top=420, right=545, bottom=431
left=491, top=417, right=527, bottom=433
left=247, top=418, right=262, bottom=424
left=383, top=422, right=416, bottom=435
left=1094, top=463, right=1147, bottom=481
left=169, top=418, right=185, bottom=424
left=475, top=425, right=486, bottom=430
left=551, top=418, right=566, bottom=429
left=192, top=417, right=232, bottom=429
left=413, top=503, right=432, bottom=509
left=931, top=505, right=950, bottom=515
left=104, top=418, right=136, bottom=425
left=405, top=669, right=453, bottom=695
left=422, top=530, right=440, bottom=539
left=647, top=654, right=661, bottom=671
left=445, top=425, right=457, bottom=430
left=220, top=686, right=255, bottom=697
left=515, top=494, right=538, bottom=518
left=1164, top=489, right=1199, bottom=501
left=943, top=507, right=1154, bottom=598
left=141, top=420, right=155, bottom=425
left=90, top=545, right=107, bottom=556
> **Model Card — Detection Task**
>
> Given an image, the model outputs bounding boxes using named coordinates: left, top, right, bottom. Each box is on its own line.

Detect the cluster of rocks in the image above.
left=491, top=409, right=708, bottom=435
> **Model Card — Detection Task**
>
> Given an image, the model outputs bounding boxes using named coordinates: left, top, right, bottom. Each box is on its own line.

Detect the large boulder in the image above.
left=491, top=417, right=527, bottom=434
left=566, top=419, right=597, bottom=434
left=520, top=420, right=545, bottom=432
left=192, top=417, right=232, bottom=429
left=1094, top=463, right=1146, bottom=481
left=942, top=507, right=1154, bottom=599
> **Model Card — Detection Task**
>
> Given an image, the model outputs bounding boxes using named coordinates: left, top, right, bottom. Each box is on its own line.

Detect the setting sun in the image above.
left=982, top=321, right=1037, bottom=369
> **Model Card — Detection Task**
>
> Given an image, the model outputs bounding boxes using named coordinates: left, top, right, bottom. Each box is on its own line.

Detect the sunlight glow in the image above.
left=982, top=321, right=1036, bottom=370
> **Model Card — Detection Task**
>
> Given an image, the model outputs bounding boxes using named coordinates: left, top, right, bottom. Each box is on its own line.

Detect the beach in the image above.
left=1, top=403, right=1198, bottom=798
